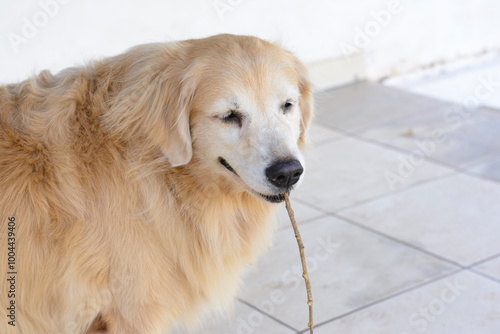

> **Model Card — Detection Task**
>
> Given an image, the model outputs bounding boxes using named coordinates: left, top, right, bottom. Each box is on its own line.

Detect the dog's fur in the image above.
left=0, top=34, right=312, bottom=334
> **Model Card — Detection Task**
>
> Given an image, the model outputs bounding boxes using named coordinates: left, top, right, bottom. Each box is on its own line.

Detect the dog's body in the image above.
left=0, top=34, right=312, bottom=334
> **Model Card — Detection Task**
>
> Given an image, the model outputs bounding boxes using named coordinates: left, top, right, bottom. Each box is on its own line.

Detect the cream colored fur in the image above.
left=0, top=34, right=312, bottom=334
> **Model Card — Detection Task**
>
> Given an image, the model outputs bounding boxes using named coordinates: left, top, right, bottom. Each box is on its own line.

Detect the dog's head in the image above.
left=118, top=34, right=313, bottom=203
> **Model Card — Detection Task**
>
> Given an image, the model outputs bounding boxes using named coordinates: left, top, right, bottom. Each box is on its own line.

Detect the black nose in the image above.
left=265, top=160, right=304, bottom=190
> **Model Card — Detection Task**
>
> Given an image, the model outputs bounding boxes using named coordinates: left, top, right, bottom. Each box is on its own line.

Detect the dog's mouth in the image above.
left=218, top=157, right=286, bottom=203
left=259, top=193, right=286, bottom=203
left=219, top=157, right=238, bottom=176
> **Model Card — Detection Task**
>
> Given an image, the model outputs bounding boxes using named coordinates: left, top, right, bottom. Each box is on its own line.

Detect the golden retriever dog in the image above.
left=0, top=34, right=312, bottom=334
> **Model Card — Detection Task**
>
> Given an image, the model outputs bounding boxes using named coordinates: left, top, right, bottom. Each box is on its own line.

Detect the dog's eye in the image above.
left=218, top=110, right=242, bottom=127
left=282, top=100, right=294, bottom=113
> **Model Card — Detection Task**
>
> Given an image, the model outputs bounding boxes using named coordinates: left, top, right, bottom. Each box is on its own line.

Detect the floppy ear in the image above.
left=145, top=66, right=195, bottom=167
left=106, top=43, right=196, bottom=167
left=294, top=59, right=314, bottom=148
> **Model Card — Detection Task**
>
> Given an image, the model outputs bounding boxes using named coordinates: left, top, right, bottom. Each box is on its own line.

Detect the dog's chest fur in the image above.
left=100, top=168, right=276, bottom=326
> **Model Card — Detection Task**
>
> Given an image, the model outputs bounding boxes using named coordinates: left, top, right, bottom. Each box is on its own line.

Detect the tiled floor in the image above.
left=172, top=77, right=500, bottom=333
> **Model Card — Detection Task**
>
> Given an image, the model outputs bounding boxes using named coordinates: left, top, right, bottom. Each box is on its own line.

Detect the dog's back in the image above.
left=0, top=65, right=123, bottom=333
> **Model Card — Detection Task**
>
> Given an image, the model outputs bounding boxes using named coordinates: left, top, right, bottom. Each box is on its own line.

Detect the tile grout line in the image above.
left=306, top=126, right=500, bottom=214
left=333, top=172, right=457, bottom=213
left=463, top=252, right=500, bottom=285
left=467, top=268, right=500, bottom=285
left=317, top=122, right=459, bottom=170
left=466, top=252, right=500, bottom=268
left=236, top=298, right=301, bottom=333
left=315, top=84, right=450, bottom=136
left=311, top=125, right=470, bottom=194
left=314, top=118, right=500, bottom=186
left=301, top=269, right=463, bottom=333
left=298, top=161, right=498, bottom=217
left=364, top=135, right=500, bottom=184
left=459, top=168, right=500, bottom=186
left=332, top=211, right=466, bottom=268
left=291, top=198, right=465, bottom=269
left=277, top=213, right=330, bottom=232
left=295, top=196, right=500, bottom=287
left=287, top=207, right=500, bottom=329
left=315, top=112, right=487, bottom=170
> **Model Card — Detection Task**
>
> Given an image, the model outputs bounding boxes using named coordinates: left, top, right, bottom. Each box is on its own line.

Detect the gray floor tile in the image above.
left=294, top=137, right=453, bottom=211
left=308, top=122, right=344, bottom=145
left=238, top=215, right=455, bottom=332
left=452, top=108, right=500, bottom=147
left=360, top=106, right=500, bottom=168
left=315, top=83, right=446, bottom=132
left=314, top=271, right=500, bottom=334
left=170, top=300, right=294, bottom=334
left=339, top=174, right=500, bottom=266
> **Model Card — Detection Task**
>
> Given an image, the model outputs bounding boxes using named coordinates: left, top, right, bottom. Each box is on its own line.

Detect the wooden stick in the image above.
left=284, top=192, right=313, bottom=333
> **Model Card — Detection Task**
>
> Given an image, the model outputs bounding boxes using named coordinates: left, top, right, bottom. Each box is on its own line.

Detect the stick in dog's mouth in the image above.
left=284, top=192, right=314, bottom=333
left=219, top=156, right=312, bottom=328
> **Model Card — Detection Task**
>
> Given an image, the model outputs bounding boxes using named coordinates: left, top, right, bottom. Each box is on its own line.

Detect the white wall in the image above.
left=1, top=0, right=499, bottom=88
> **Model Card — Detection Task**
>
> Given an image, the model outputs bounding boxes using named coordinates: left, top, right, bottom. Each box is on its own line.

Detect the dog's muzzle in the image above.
left=218, top=157, right=301, bottom=204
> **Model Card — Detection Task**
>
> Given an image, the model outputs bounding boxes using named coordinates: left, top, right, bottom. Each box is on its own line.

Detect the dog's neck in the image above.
left=161, top=159, right=275, bottom=251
